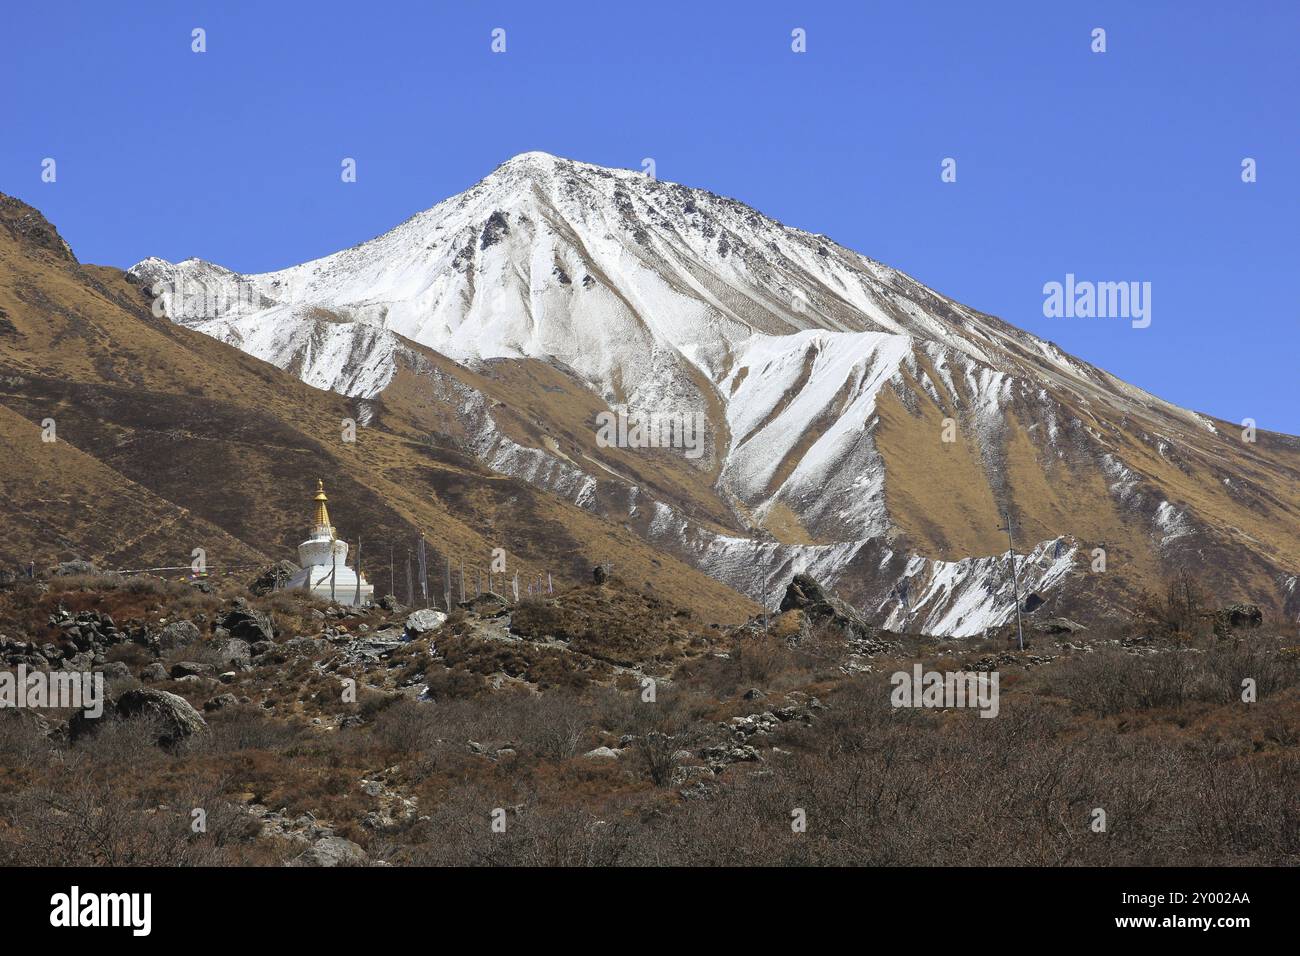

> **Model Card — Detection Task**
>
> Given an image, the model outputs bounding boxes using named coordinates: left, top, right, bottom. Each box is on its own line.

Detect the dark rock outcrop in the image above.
left=1034, top=617, right=1087, bottom=635
left=249, top=560, right=299, bottom=596
left=778, top=574, right=873, bottom=640
left=218, top=605, right=274, bottom=643
left=461, top=591, right=510, bottom=618
left=69, top=687, right=207, bottom=747
left=115, top=688, right=208, bottom=745
left=1214, top=602, right=1263, bottom=636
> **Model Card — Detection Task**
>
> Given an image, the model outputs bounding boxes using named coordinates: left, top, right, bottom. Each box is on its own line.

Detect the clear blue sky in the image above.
left=3, top=1, right=1296, bottom=432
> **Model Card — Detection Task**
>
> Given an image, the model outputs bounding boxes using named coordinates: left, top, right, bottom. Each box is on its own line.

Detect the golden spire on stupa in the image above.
left=312, top=479, right=335, bottom=536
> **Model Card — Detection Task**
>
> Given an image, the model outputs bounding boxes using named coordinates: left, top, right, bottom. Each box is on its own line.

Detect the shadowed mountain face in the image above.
left=0, top=192, right=757, bottom=624
left=123, top=153, right=1300, bottom=633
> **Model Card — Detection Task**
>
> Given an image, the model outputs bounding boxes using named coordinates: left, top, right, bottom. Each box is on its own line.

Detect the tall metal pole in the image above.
left=1000, top=512, right=1025, bottom=652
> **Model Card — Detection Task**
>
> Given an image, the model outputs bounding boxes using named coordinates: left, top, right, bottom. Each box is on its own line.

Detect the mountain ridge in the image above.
left=44, top=153, right=1300, bottom=632
left=0, top=190, right=757, bottom=623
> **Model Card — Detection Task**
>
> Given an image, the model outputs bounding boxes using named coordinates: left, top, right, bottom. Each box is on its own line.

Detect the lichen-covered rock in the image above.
left=156, top=620, right=201, bottom=650
left=115, top=688, right=208, bottom=745
left=214, top=637, right=251, bottom=666
left=292, top=836, right=367, bottom=867
left=405, top=609, right=447, bottom=635
left=70, top=687, right=207, bottom=747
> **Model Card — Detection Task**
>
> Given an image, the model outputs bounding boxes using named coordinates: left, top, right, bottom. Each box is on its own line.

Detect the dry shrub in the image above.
left=200, top=706, right=311, bottom=753
left=422, top=663, right=485, bottom=700
left=1137, top=572, right=1213, bottom=640
left=1055, top=633, right=1300, bottom=715
left=520, top=694, right=593, bottom=760
left=673, top=634, right=815, bottom=700
left=371, top=698, right=439, bottom=753
left=407, top=784, right=635, bottom=866
left=0, top=710, right=51, bottom=764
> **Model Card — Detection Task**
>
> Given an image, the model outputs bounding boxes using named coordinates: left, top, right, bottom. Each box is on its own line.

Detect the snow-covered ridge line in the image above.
left=130, top=151, right=1217, bottom=633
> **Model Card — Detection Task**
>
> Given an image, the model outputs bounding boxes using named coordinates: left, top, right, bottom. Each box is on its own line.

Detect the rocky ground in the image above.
left=0, top=564, right=1296, bottom=866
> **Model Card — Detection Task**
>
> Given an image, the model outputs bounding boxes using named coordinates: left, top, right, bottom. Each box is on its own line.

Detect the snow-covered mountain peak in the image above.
left=124, top=153, right=1272, bottom=636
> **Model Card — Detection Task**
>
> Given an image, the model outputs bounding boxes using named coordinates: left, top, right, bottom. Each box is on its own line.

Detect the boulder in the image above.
left=778, top=574, right=873, bottom=640
left=248, top=560, right=299, bottom=596
left=53, top=560, right=99, bottom=577
left=116, top=689, right=207, bottom=745
left=671, top=764, right=715, bottom=788
left=203, top=693, right=239, bottom=712
left=171, top=675, right=219, bottom=691
left=214, top=638, right=251, bottom=666
left=95, top=661, right=131, bottom=681
left=139, top=662, right=168, bottom=682
left=293, top=836, right=367, bottom=867
left=70, top=688, right=207, bottom=747
left=156, top=620, right=201, bottom=650
left=405, top=609, right=447, bottom=636
left=218, top=606, right=274, bottom=643
left=170, top=661, right=214, bottom=679
left=583, top=746, right=622, bottom=760
left=1034, top=617, right=1087, bottom=635
left=462, top=591, right=510, bottom=618
left=281, top=636, right=329, bottom=655
left=1217, top=603, right=1263, bottom=632
left=61, top=650, right=94, bottom=671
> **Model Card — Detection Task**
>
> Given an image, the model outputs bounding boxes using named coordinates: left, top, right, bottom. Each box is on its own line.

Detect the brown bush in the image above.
left=1136, top=572, right=1213, bottom=640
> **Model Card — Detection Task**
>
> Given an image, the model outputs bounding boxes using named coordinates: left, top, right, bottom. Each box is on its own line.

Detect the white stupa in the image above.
left=284, top=480, right=374, bottom=605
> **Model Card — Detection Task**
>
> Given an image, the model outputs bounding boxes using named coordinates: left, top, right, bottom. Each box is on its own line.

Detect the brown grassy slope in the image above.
left=872, top=345, right=1300, bottom=616
left=0, top=403, right=265, bottom=568
left=0, top=193, right=755, bottom=622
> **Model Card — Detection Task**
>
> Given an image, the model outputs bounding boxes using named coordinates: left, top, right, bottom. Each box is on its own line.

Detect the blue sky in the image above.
left=3, top=1, right=1296, bottom=432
